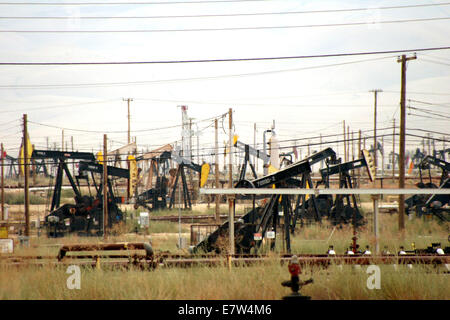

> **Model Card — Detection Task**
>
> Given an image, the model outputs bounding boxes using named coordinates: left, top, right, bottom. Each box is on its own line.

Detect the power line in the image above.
left=421, top=57, right=450, bottom=67
left=2, top=2, right=449, bottom=19
left=408, top=99, right=450, bottom=107
left=1, top=46, right=450, bottom=66
left=0, top=0, right=270, bottom=5
left=0, top=56, right=395, bottom=89
left=407, top=128, right=450, bottom=136
left=28, top=112, right=227, bottom=134
left=385, top=90, right=450, bottom=96
left=0, top=99, right=118, bottom=114
left=1, top=16, right=449, bottom=33
left=408, top=106, right=450, bottom=119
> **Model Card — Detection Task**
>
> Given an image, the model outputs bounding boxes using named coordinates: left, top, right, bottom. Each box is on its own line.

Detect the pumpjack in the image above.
left=405, top=155, right=450, bottom=222
left=317, top=150, right=374, bottom=226
left=167, top=150, right=210, bottom=210
left=31, top=150, right=129, bottom=237
left=134, top=149, right=209, bottom=211
left=233, top=136, right=270, bottom=181
left=134, top=150, right=172, bottom=211
left=290, top=148, right=336, bottom=227
left=194, top=156, right=315, bottom=254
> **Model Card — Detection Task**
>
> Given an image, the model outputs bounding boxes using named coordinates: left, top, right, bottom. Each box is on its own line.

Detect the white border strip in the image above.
left=200, top=188, right=450, bottom=195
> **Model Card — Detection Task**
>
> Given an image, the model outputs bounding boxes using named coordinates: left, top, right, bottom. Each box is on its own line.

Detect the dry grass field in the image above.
left=1, top=207, right=449, bottom=300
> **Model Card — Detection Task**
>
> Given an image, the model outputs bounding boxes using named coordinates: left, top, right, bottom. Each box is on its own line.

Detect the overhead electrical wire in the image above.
left=0, top=99, right=118, bottom=114
left=2, top=2, right=450, bottom=19
left=421, top=57, right=450, bottom=67
left=0, top=0, right=272, bottom=5
left=407, top=113, right=450, bottom=121
left=1, top=46, right=449, bottom=66
left=1, top=16, right=449, bottom=33
left=0, top=55, right=396, bottom=89
left=27, top=112, right=227, bottom=134
left=407, top=99, right=450, bottom=107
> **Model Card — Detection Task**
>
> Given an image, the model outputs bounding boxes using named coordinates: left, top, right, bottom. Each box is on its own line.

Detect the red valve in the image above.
left=288, top=255, right=301, bottom=276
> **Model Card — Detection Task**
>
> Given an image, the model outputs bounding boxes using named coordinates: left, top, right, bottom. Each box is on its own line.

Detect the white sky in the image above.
left=0, top=0, right=449, bottom=167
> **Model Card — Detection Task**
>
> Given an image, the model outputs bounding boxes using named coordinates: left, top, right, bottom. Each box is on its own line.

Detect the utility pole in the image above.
left=381, top=135, right=385, bottom=178
left=343, top=121, right=346, bottom=162
left=188, top=118, right=194, bottom=190
left=23, top=114, right=30, bottom=237
left=358, top=130, right=362, bottom=186
left=31, top=144, right=36, bottom=186
left=253, top=123, right=257, bottom=172
left=392, top=119, right=396, bottom=181
left=370, top=89, right=382, bottom=177
left=398, top=54, right=416, bottom=231
left=351, top=131, right=354, bottom=161
left=123, top=98, right=133, bottom=144
left=61, top=129, right=64, bottom=151
left=1, top=143, right=4, bottom=220
left=71, top=136, right=74, bottom=175
left=103, top=134, right=108, bottom=238
left=370, top=86, right=383, bottom=255
left=215, top=119, right=220, bottom=223
left=189, top=118, right=193, bottom=163
left=320, top=134, right=323, bottom=168
left=228, top=108, right=235, bottom=257
left=347, top=125, right=350, bottom=162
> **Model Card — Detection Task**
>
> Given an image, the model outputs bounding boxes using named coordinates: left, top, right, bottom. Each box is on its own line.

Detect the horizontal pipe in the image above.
left=200, top=188, right=450, bottom=195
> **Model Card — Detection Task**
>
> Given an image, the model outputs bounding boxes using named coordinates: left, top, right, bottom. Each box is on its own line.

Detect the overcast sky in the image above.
left=0, top=0, right=449, bottom=167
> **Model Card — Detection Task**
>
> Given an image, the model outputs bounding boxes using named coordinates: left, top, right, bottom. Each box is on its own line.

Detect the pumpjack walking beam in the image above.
left=78, top=161, right=130, bottom=198
left=290, top=148, right=337, bottom=228
left=31, top=150, right=96, bottom=211
left=233, top=138, right=266, bottom=180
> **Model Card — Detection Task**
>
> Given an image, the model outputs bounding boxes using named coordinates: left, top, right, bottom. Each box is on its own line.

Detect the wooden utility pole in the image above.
left=347, top=125, right=350, bottom=162
left=392, top=119, right=396, bottom=181
left=123, top=98, right=133, bottom=144
left=69, top=136, right=75, bottom=176
left=398, top=54, right=416, bottom=231
left=343, top=121, right=346, bottom=162
left=228, top=108, right=235, bottom=256
left=351, top=131, right=354, bottom=161
left=358, top=130, right=362, bottom=185
left=320, top=134, right=323, bottom=168
left=1, top=143, right=4, bottom=220
left=370, top=88, right=383, bottom=255
left=103, top=134, right=108, bottom=238
left=254, top=123, right=257, bottom=172
left=381, top=136, right=385, bottom=178
left=23, top=114, right=30, bottom=237
left=214, top=119, right=220, bottom=223
left=370, top=89, right=382, bottom=175
left=31, top=144, right=36, bottom=186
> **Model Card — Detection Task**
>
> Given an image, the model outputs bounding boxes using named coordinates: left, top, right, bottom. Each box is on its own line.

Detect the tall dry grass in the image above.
left=0, top=260, right=448, bottom=300
left=1, top=205, right=449, bottom=300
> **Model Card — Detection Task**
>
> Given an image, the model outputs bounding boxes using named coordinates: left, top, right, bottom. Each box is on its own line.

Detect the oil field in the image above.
left=0, top=0, right=449, bottom=305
